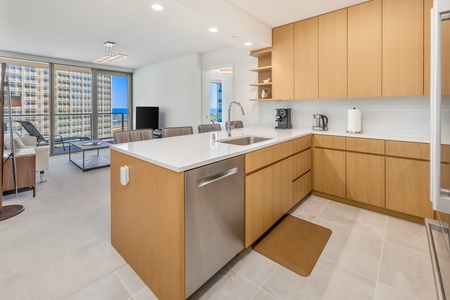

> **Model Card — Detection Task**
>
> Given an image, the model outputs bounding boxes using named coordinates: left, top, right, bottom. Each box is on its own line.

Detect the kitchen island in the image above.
left=110, top=127, right=313, bottom=300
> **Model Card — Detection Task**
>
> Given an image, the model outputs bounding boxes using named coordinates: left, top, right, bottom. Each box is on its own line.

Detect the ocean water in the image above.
left=112, top=108, right=128, bottom=114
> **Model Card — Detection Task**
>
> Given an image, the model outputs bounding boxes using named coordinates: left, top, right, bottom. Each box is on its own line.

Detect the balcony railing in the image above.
left=4, top=112, right=128, bottom=154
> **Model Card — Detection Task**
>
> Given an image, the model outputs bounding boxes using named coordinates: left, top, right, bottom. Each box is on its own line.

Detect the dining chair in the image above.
left=198, top=124, right=221, bottom=133
left=113, top=129, right=154, bottom=143
left=225, top=120, right=244, bottom=129
left=162, top=126, right=193, bottom=138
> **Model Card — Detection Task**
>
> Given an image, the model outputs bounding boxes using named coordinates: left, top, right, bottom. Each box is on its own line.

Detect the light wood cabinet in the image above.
left=386, top=157, right=433, bottom=218
left=382, top=0, right=423, bottom=97
left=245, top=158, right=292, bottom=247
left=347, top=152, right=385, bottom=207
left=245, top=139, right=294, bottom=174
left=249, top=48, right=273, bottom=100
left=348, top=0, right=381, bottom=98
left=293, top=170, right=312, bottom=206
left=424, top=0, right=450, bottom=96
left=272, top=24, right=294, bottom=100
left=319, top=9, right=347, bottom=99
left=314, top=135, right=346, bottom=150
left=313, top=148, right=346, bottom=198
left=386, top=140, right=429, bottom=160
left=294, top=17, right=318, bottom=99
left=110, top=150, right=185, bottom=300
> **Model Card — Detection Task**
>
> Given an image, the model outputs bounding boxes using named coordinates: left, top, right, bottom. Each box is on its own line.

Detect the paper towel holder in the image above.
left=347, top=107, right=362, bottom=134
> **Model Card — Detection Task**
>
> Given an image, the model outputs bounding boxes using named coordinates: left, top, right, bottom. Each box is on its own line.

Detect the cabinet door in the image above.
left=294, top=17, right=318, bottom=99
left=272, top=24, right=294, bottom=100
left=386, top=157, right=433, bottom=218
left=348, top=0, right=381, bottom=98
left=382, top=0, right=423, bottom=96
left=245, top=158, right=292, bottom=247
left=313, top=148, right=346, bottom=198
left=319, top=9, right=347, bottom=99
left=293, top=170, right=312, bottom=206
left=347, top=152, right=385, bottom=207
left=424, top=0, right=450, bottom=96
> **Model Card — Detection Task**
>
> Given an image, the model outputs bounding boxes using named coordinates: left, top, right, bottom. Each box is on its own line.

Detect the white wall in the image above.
left=201, top=47, right=259, bottom=127
left=133, top=53, right=202, bottom=129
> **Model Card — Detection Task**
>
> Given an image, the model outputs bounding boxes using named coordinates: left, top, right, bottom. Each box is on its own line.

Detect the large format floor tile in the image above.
left=261, top=256, right=376, bottom=300
left=317, top=200, right=387, bottom=239
left=227, top=248, right=278, bottom=288
left=378, top=241, right=436, bottom=300
left=314, top=218, right=383, bottom=280
left=68, top=272, right=132, bottom=300
left=188, top=266, right=259, bottom=300
left=384, top=216, right=429, bottom=254
left=289, top=194, right=330, bottom=221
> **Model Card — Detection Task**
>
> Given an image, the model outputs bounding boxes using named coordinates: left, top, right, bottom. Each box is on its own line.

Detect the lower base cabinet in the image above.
left=245, top=158, right=292, bottom=248
left=386, top=157, right=433, bottom=218
left=313, top=148, right=346, bottom=198
left=292, top=170, right=312, bottom=206
left=346, top=152, right=385, bottom=207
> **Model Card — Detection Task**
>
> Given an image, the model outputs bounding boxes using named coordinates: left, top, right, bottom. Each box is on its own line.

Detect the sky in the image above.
left=112, top=76, right=128, bottom=110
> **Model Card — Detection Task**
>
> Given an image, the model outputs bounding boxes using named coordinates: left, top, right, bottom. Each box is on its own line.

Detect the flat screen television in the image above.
left=136, top=106, right=159, bottom=130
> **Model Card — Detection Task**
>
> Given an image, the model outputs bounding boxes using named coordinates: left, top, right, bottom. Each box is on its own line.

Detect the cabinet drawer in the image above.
left=292, top=148, right=312, bottom=180
left=292, top=170, right=312, bottom=206
left=386, top=141, right=429, bottom=160
left=246, top=140, right=293, bottom=173
left=346, top=137, right=385, bottom=155
left=292, top=135, right=312, bottom=153
left=314, top=135, right=346, bottom=150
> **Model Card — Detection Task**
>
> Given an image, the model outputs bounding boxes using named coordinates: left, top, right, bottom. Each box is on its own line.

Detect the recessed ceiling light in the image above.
left=229, top=36, right=237, bottom=39
left=244, top=42, right=253, bottom=46
left=209, top=27, right=218, bottom=33
left=151, top=4, right=164, bottom=11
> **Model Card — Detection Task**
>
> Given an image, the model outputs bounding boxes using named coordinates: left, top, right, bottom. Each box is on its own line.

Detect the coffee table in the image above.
left=69, top=139, right=110, bottom=172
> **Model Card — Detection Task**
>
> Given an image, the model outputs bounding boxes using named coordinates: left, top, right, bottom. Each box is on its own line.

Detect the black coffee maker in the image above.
left=275, top=108, right=292, bottom=129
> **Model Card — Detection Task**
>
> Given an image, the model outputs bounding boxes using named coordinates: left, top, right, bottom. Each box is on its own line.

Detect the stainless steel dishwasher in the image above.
left=185, top=155, right=244, bottom=298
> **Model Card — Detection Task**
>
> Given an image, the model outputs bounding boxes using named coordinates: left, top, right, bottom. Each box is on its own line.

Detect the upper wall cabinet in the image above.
left=348, top=0, right=382, bottom=98
left=272, top=24, right=294, bottom=100
left=424, top=0, right=450, bottom=96
left=382, top=0, right=423, bottom=97
left=294, top=17, right=319, bottom=99
left=319, top=9, right=348, bottom=99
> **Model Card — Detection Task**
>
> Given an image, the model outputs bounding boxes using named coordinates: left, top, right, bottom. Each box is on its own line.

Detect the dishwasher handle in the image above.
left=197, top=167, right=238, bottom=188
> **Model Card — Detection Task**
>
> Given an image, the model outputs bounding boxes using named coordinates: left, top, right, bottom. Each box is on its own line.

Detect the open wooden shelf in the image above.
left=250, top=47, right=272, bottom=58
left=249, top=66, right=272, bottom=72
left=249, top=82, right=272, bottom=87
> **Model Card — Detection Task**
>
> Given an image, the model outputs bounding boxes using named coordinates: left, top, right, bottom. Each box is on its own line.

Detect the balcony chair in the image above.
left=162, top=126, right=193, bottom=138
left=198, top=124, right=221, bottom=133
left=16, top=120, right=89, bottom=151
left=225, top=120, right=244, bottom=129
left=113, top=129, right=154, bottom=144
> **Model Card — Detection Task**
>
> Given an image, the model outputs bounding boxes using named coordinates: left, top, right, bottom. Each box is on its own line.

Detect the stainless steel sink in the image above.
left=218, top=135, right=272, bottom=146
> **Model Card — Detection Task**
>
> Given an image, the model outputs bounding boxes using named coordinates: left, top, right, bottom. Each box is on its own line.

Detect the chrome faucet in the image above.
left=227, top=101, right=245, bottom=136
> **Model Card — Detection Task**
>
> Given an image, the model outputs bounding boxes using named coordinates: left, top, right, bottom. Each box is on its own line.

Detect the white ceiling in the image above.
left=0, top=0, right=368, bottom=70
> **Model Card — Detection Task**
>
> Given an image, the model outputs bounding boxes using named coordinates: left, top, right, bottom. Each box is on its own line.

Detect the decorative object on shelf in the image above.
left=261, top=89, right=269, bottom=99
left=263, top=78, right=271, bottom=83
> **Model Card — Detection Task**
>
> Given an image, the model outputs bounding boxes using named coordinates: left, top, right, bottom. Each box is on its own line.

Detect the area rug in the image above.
left=253, top=215, right=332, bottom=276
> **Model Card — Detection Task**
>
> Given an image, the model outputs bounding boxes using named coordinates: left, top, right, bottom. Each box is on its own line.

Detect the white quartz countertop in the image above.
left=110, top=126, right=433, bottom=172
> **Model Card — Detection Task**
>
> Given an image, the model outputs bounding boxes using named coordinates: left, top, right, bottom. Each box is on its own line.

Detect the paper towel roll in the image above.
left=347, top=108, right=362, bottom=133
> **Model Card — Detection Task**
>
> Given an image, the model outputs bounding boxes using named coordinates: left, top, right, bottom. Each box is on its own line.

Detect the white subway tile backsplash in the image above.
left=258, top=96, right=450, bottom=139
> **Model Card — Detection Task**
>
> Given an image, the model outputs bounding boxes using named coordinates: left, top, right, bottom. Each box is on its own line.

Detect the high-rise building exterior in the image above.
left=4, top=63, right=113, bottom=142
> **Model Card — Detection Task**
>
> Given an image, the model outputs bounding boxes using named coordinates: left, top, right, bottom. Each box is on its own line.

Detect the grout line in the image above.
left=374, top=214, right=388, bottom=298
left=114, top=269, right=134, bottom=299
